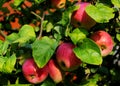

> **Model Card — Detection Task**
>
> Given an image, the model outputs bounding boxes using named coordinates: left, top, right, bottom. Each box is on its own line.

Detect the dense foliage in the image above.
left=0, top=0, right=119, bottom=86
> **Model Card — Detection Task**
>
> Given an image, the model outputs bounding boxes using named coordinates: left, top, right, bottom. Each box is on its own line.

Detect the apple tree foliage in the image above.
left=0, top=0, right=119, bottom=85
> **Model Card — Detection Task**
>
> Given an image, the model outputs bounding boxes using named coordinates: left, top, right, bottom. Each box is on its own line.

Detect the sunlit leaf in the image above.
left=0, top=41, right=9, bottom=55
left=116, top=33, right=120, bottom=41
left=74, top=38, right=102, bottom=65
left=86, top=3, right=115, bottom=23
left=13, top=25, right=36, bottom=45
left=32, top=36, right=58, bottom=68
left=111, top=0, right=120, bottom=8
left=0, top=54, right=16, bottom=73
left=69, top=28, right=88, bottom=45
left=13, top=0, right=24, bottom=7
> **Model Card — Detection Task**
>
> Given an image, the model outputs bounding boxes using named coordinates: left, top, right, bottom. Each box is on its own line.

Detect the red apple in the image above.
left=71, top=2, right=96, bottom=29
left=47, top=59, right=63, bottom=83
left=51, top=0, right=66, bottom=9
left=90, top=30, right=114, bottom=57
left=56, top=42, right=82, bottom=71
left=22, top=58, right=48, bottom=84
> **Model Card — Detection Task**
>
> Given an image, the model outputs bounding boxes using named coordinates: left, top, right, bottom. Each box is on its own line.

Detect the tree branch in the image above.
left=37, top=12, right=45, bottom=39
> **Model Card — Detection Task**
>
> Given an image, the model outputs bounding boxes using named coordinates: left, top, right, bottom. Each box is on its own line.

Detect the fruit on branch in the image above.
left=51, top=0, right=66, bottom=9
left=47, top=59, right=63, bottom=83
left=22, top=58, right=48, bottom=84
left=56, top=42, right=82, bottom=71
left=90, top=30, right=114, bottom=57
left=71, top=2, right=96, bottom=29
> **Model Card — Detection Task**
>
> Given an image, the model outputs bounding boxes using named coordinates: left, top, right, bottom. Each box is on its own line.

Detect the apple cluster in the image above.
left=22, top=42, right=82, bottom=84
left=70, top=1, right=114, bottom=56
left=71, top=2, right=96, bottom=29
left=50, top=0, right=96, bottom=30
left=22, top=1, right=114, bottom=84
left=22, top=31, right=114, bottom=84
left=22, top=58, right=63, bottom=84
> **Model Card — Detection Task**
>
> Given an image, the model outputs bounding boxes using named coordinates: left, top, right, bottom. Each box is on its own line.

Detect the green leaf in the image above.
left=43, top=20, right=54, bottom=32
left=35, top=0, right=45, bottom=4
left=86, top=3, right=115, bottom=23
left=0, top=41, right=9, bottom=55
left=6, top=33, right=19, bottom=43
left=74, top=38, right=102, bottom=65
left=0, top=54, right=16, bottom=73
left=116, top=33, right=120, bottom=41
left=32, top=36, right=58, bottom=68
left=58, top=5, right=80, bottom=26
left=53, top=25, right=65, bottom=37
left=54, top=33, right=62, bottom=41
left=0, top=56, right=6, bottom=71
left=1, top=41, right=9, bottom=55
left=14, top=25, right=36, bottom=45
left=111, top=0, right=120, bottom=8
left=80, top=74, right=100, bottom=86
left=13, top=0, right=24, bottom=7
left=54, top=5, right=79, bottom=37
left=69, top=28, right=88, bottom=45
left=41, top=78, right=56, bottom=86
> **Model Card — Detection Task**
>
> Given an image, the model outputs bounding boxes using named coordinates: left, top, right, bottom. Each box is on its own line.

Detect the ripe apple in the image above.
left=22, top=58, right=48, bottom=84
left=47, top=59, right=63, bottom=83
left=71, top=2, right=96, bottom=29
left=56, top=42, right=82, bottom=71
left=90, top=30, right=114, bottom=57
left=51, top=0, right=66, bottom=9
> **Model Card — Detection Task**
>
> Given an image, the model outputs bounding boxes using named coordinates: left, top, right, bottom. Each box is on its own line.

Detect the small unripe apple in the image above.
left=51, top=0, right=66, bottom=9
left=22, top=58, right=48, bottom=84
left=71, top=2, right=96, bottom=29
left=90, top=30, right=114, bottom=57
left=56, top=42, right=82, bottom=71
left=47, top=59, right=63, bottom=83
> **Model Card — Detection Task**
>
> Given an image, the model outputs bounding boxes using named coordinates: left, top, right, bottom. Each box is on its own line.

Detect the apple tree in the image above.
left=0, top=0, right=119, bottom=85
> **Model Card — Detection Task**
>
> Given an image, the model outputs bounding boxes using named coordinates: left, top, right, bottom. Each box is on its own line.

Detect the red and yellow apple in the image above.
left=56, top=42, right=82, bottom=71
left=51, top=0, right=66, bottom=9
left=47, top=59, right=63, bottom=83
left=90, top=30, right=114, bottom=57
left=71, top=2, right=96, bottom=29
left=22, top=58, right=48, bottom=84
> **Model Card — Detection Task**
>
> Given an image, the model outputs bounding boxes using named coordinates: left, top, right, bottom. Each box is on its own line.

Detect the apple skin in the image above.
left=22, top=58, right=48, bottom=84
left=90, top=30, right=114, bottom=57
left=71, top=2, right=96, bottom=29
left=51, top=0, right=66, bottom=9
left=56, top=42, right=82, bottom=71
left=47, top=59, right=63, bottom=83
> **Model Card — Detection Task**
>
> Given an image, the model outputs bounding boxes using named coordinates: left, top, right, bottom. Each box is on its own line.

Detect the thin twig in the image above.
left=31, top=11, right=45, bottom=39
left=31, top=11, right=42, bottom=20
left=37, top=12, right=45, bottom=39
